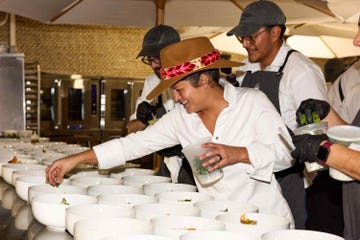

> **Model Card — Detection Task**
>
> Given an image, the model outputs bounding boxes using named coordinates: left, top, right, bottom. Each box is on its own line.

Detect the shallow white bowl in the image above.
left=152, top=215, right=225, bottom=239
left=216, top=212, right=290, bottom=237
left=134, top=202, right=200, bottom=221
left=70, top=176, right=121, bottom=188
left=194, top=200, right=258, bottom=219
left=2, top=163, right=46, bottom=185
left=68, top=170, right=106, bottom=179
left=74, top=218, right=153, bottom=240
left=142, top=182, right=197, bottom=197
left=155, top=191, right=214, bottom=205
left=15, top=175, right=47, bottom=201
left=28, top=184, right=87, bottom=206
left=31, top=193, right=97, bottom=231
left=262, top=229, right=344, bottom=240
left=12, top=169, right=46, bottom=186
left=87, top=184, right=142, bottom=197
left=98, top=193, right=157, bottom=207
left=180, top=230, right=261, bottom=240
left=122, top=175, right=171, bottom=189
left=66, top=203, right=135, bottom=236
left=110, top=168, right=155, bottom=180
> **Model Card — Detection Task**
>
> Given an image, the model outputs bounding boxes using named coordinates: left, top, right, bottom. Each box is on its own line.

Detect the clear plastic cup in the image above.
left=182, top=137, right=223, bottom=186
left=326, top=125, right=360, bottom=181
left=293, top=122, right=328, bottom=173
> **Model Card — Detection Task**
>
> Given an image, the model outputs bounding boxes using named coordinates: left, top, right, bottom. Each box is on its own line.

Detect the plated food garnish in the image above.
left=60, top=197, right=69, bottom=205
left=8, top=156, right=22, bottom=164
left=178, top=199, right=192, bottom=202
left=240, top=213, right=257, bottom=225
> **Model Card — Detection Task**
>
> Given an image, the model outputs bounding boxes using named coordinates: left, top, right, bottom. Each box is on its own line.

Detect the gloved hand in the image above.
left=296, top=99, right=330, bottom=126
left=291, top=134, right=328, bottom=164
left=136, top=101, right=156, bottom=125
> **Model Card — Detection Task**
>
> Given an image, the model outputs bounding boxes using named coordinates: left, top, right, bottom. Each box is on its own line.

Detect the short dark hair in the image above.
left=184, top=69, right=220, bottom=87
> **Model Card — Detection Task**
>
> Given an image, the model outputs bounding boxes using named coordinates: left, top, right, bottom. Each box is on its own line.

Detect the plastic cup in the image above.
left=326, top=125, right=360, bottom=181
left=182, top=137, right=223, bottom=186
left=293, top=122, right=328, bottom=172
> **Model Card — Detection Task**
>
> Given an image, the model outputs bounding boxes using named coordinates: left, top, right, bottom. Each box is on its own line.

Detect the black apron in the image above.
left=241, top=49, right=306, bottom=229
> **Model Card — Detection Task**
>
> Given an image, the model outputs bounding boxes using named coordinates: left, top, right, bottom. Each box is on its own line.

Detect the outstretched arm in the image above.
left=46, top=149, right=98, bottom=185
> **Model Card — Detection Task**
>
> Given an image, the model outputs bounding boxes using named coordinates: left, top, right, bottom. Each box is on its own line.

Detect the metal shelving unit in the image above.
left=24, top=61, right=41, bottom=135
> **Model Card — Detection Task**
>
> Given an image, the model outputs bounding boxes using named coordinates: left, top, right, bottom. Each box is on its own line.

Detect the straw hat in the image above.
left=146, top=37, right=244, bottom=100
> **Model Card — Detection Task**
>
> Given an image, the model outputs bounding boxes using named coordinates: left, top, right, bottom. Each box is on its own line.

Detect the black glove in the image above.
left=296, top=99, right=330, bottom=126
left=291, top=134, right=328, bottom=164
left=136, top=101, right=156, bottom=125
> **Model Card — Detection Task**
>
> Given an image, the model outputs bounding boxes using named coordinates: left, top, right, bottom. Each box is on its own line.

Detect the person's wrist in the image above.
left=316, top=140, right=333, bottom=166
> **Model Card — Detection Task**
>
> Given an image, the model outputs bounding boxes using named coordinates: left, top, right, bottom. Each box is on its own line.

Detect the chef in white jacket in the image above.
left=46, top=37, right=295, bottom=227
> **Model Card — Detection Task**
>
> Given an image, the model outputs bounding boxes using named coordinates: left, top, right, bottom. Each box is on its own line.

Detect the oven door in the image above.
left=100, top=78, right=134, bottom=141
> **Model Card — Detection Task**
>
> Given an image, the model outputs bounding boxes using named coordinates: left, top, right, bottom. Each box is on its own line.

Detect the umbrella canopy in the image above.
left=0, top=0, right=342, bottom=27
left=286, top=35, right=360, bottom=58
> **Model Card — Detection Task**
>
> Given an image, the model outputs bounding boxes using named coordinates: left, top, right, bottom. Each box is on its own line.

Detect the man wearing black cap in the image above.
left=227, top=0, right=346, bottom=231
left=127, top=25, right=195, bottom=185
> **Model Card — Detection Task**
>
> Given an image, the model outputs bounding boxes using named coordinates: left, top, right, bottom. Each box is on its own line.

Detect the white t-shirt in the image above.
left=328, top=61, right=360, bottom=123
left=94, top=83, right=295, bottom=226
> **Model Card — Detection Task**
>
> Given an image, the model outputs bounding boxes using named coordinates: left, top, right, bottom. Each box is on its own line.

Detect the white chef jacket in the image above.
left=328, top=61, right=360, bottom=123
left=130, top=73, right=175, bottom=121
left=94, top=82, right=295, bottom=226
left=237, top=43, right=329, bottom=131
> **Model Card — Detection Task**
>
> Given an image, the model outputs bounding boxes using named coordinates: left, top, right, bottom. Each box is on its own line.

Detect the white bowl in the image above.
left=216, top=212, right=290, bottom=237
left=87, top=184, right=142, bottom=197
left=15, top=175, right=47, bottom=201
left=31, top=193, right=97, bottom=231
left=100, top=234, right=173, bottom=240
left=12, top=169, right=46, bottom=186
left=152, top=215, right=224, bottom=239
left=110, top=168, right=155, bottom=180
left=28, top=184, right=87, bottom=206
left=15, top=204, right=34, bottom=230
left=156, top=191, right=214, bottom=205
left=70, top=176, right=121, bottom=188
left=180, top=230, right=261, bottom=240
left=142, top=182, right=197, bottom=196
left=73, top=218, right=153, bottom=240
left=66, top=203, right=135, bottom=236
left=194, top=200, right=258, bottom=219
left=2, top=163, right=46, bottom=185
left=262, top=229, right=344, bottom=240
left=134, top=202, right=201, bottom=220
left=98, top=193, right=157, bottom=207
left=68, top=170, right=106, bottom=179
left=122, top=175, right=171, bottom=189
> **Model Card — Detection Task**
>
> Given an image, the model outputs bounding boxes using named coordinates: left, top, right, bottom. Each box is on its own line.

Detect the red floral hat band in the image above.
left=160, top=49, right=220, bottom=80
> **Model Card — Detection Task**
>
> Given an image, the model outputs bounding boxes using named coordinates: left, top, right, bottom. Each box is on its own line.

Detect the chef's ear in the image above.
left=198, top=73, right=211, bottom=87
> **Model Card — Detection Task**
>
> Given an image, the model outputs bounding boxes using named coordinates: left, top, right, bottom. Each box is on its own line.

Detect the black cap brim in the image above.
left=227, top=23, right=263, bottom=37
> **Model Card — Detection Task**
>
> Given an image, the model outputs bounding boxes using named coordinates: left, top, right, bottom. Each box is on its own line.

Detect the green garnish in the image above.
left=220, top=208, right=229, bottom=212
left=60, top=197, right=69, bottom=205
left=178, top=199, right=192, bottom=202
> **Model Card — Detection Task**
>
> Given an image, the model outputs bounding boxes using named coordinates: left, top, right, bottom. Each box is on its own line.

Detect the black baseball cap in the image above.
left=137, top=25, right=180, bottom=58
left=227, top=0, right=286, bottom=37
